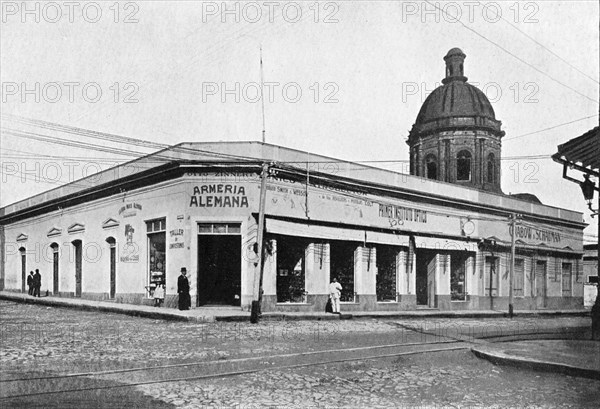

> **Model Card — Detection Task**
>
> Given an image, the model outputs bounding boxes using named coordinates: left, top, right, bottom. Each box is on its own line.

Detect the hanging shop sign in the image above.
left=120, top=223, right=140, bottom=262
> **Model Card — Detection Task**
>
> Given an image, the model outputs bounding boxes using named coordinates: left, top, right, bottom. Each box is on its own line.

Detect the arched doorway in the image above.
left=19, top=247, right=26, bottom=293
left=106, top=237, right=116, bottom=299
left=51, top=243, right=59, bottom=294
left=72, top=240, right=82, bottom=297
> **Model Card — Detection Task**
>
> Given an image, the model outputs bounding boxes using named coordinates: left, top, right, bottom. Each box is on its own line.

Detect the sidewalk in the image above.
left=472, top=340, right=600, bottom=380
left=0, top=291, right=590, bottom=322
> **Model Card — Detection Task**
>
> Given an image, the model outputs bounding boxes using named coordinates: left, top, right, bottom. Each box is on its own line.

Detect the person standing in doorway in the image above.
left=33, top=269, right=41, bottom=297
left=177, top=267, right=190, bottom=310
left=27, top=271, right=34, bottom=295
left=329, top=277, right=342, bottom=314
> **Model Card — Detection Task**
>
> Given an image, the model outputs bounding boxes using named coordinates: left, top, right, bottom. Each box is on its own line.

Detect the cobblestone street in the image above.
left=1, top=301, right=599, bottom=408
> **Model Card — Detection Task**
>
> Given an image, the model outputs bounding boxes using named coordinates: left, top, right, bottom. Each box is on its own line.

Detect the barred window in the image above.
left=514, top=259, right=524, bottom=297
left=562, top=263, right=572, bottom=296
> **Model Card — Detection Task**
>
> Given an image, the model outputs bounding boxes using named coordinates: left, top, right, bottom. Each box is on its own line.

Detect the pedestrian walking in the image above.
left=27, top=271, right=34, bottom=295
left=177, top=267, right=190, bottom=310
left=329, top=277, right=342, bottom=314
left=33, top=269, right=41, bottom=297
left=154, top=282, right=165, bottom=307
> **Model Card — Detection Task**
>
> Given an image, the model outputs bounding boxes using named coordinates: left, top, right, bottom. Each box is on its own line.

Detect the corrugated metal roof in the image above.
left=554, top=127, right=600, bottom=171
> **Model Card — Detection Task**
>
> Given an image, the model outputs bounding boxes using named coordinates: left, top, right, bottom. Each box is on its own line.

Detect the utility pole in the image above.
left=508, top=213, right=521, bottom=318
left=251, top=163, right=269, bottom=323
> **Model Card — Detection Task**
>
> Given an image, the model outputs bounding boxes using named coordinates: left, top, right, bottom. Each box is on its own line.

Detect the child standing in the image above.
left=154, top=283, right=165, bottom=307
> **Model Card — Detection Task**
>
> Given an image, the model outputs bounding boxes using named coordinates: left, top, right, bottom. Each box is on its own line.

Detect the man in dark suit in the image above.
left=177, top=267, right=190, bottom=310
left=27, top=271, right=34, bottom=295
left=33, top=269, right=41, bottom=297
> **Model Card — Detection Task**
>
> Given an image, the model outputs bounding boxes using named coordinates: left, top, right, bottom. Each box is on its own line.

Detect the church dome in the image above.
left=409, top=48, right=504, bottom=139
left=415, top=81, right=496, bottom=123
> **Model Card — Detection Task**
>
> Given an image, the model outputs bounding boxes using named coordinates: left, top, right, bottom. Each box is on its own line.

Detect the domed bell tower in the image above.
left=407, top=48, right=505, bottom=193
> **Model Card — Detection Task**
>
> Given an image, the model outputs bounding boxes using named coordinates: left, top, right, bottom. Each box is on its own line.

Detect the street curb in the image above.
left=471, top=347, right=600, bottom=380
left=0, top=293, right=216, bottom=323
left=0, top=292, right=591, bottom=322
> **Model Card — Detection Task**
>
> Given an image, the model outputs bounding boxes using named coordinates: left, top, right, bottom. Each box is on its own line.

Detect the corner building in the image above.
left=0, top=50, right=586, bottom=312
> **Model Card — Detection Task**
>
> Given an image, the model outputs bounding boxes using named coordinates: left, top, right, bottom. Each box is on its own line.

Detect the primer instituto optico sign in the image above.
left=264, top=177, right=461, bottom=236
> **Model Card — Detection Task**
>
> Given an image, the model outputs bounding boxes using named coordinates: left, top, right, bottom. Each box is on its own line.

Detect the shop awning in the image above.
left=552, top=127, right=600, bottom=176
left=266, top=219, right=365, bottom=242
left=413, top=235, right=478, bottom=252
left=265, top=218, right=409, bottom=246
left=365, top=230, right=410, bottom=246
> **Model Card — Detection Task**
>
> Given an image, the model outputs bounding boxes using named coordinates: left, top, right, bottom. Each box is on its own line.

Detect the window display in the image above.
left=276, top=236, right=308, bottom=303
left=147, top=218, right=166, bottom=297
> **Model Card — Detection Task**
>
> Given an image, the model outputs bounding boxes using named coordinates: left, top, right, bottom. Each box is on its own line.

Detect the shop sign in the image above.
left=511, top=224, right=561, bottom=244
left=265, top=178, right=459, bottom=235
left=189, top=184, right=249, bottom=207
left=120, top=254, right=140, bottom=263
left=121, top=223, right=141, bottom=262
left=186, top=171, right=258, bottom=182
left=378, top=204, right=427, bottom=224
left=118, top=202, right=142, bottom=218
left=169, top=228, right=185, bottom=249
left=125, top=224, right=135, bottom=244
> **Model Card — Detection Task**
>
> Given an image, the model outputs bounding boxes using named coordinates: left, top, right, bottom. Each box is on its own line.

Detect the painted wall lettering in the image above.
left=190, top=184, right=249, bottom=207
left=513, top=225, right=561, bottom=244
left=378, top=203, right=427, bottom=223
left=118, top=202, right=142, bottom=216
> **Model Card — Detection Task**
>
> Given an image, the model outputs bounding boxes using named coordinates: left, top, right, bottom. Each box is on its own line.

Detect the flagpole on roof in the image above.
left=260, top=45, right=266, bottom=144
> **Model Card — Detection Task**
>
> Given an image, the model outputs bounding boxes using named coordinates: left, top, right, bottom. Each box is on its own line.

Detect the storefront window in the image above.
left=376, top=245, right=398, bottom=302
left=147, top=218, right=166, bottom=297
left=451, top=253, right=467, bottom=301
left=276, top=236, right=308, bottom=303
left=330, top=241, right=356, bottom=302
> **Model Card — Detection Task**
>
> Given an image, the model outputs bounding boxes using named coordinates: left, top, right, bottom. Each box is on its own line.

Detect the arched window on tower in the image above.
left=456, top=150, right=472, bottom=181
left=487, top=153, right=496, bottom=184
left=425, top=154, right=438, bottom=180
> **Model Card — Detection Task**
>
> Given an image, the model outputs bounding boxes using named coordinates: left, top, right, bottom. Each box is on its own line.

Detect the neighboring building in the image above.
left=552, top=127, right=599, bottom=313
left=0, top=49, right=587, bottom=312
left=583, top=241, right=598, bottom=309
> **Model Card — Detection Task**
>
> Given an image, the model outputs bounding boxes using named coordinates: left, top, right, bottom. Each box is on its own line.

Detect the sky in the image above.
left=0, top=0, right=599, bottom=243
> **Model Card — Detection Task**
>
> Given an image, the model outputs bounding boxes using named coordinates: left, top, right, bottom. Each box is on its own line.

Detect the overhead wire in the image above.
left=423, top=0, right=599, bottom=105
left=493, top=7, right=599, bottom=85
